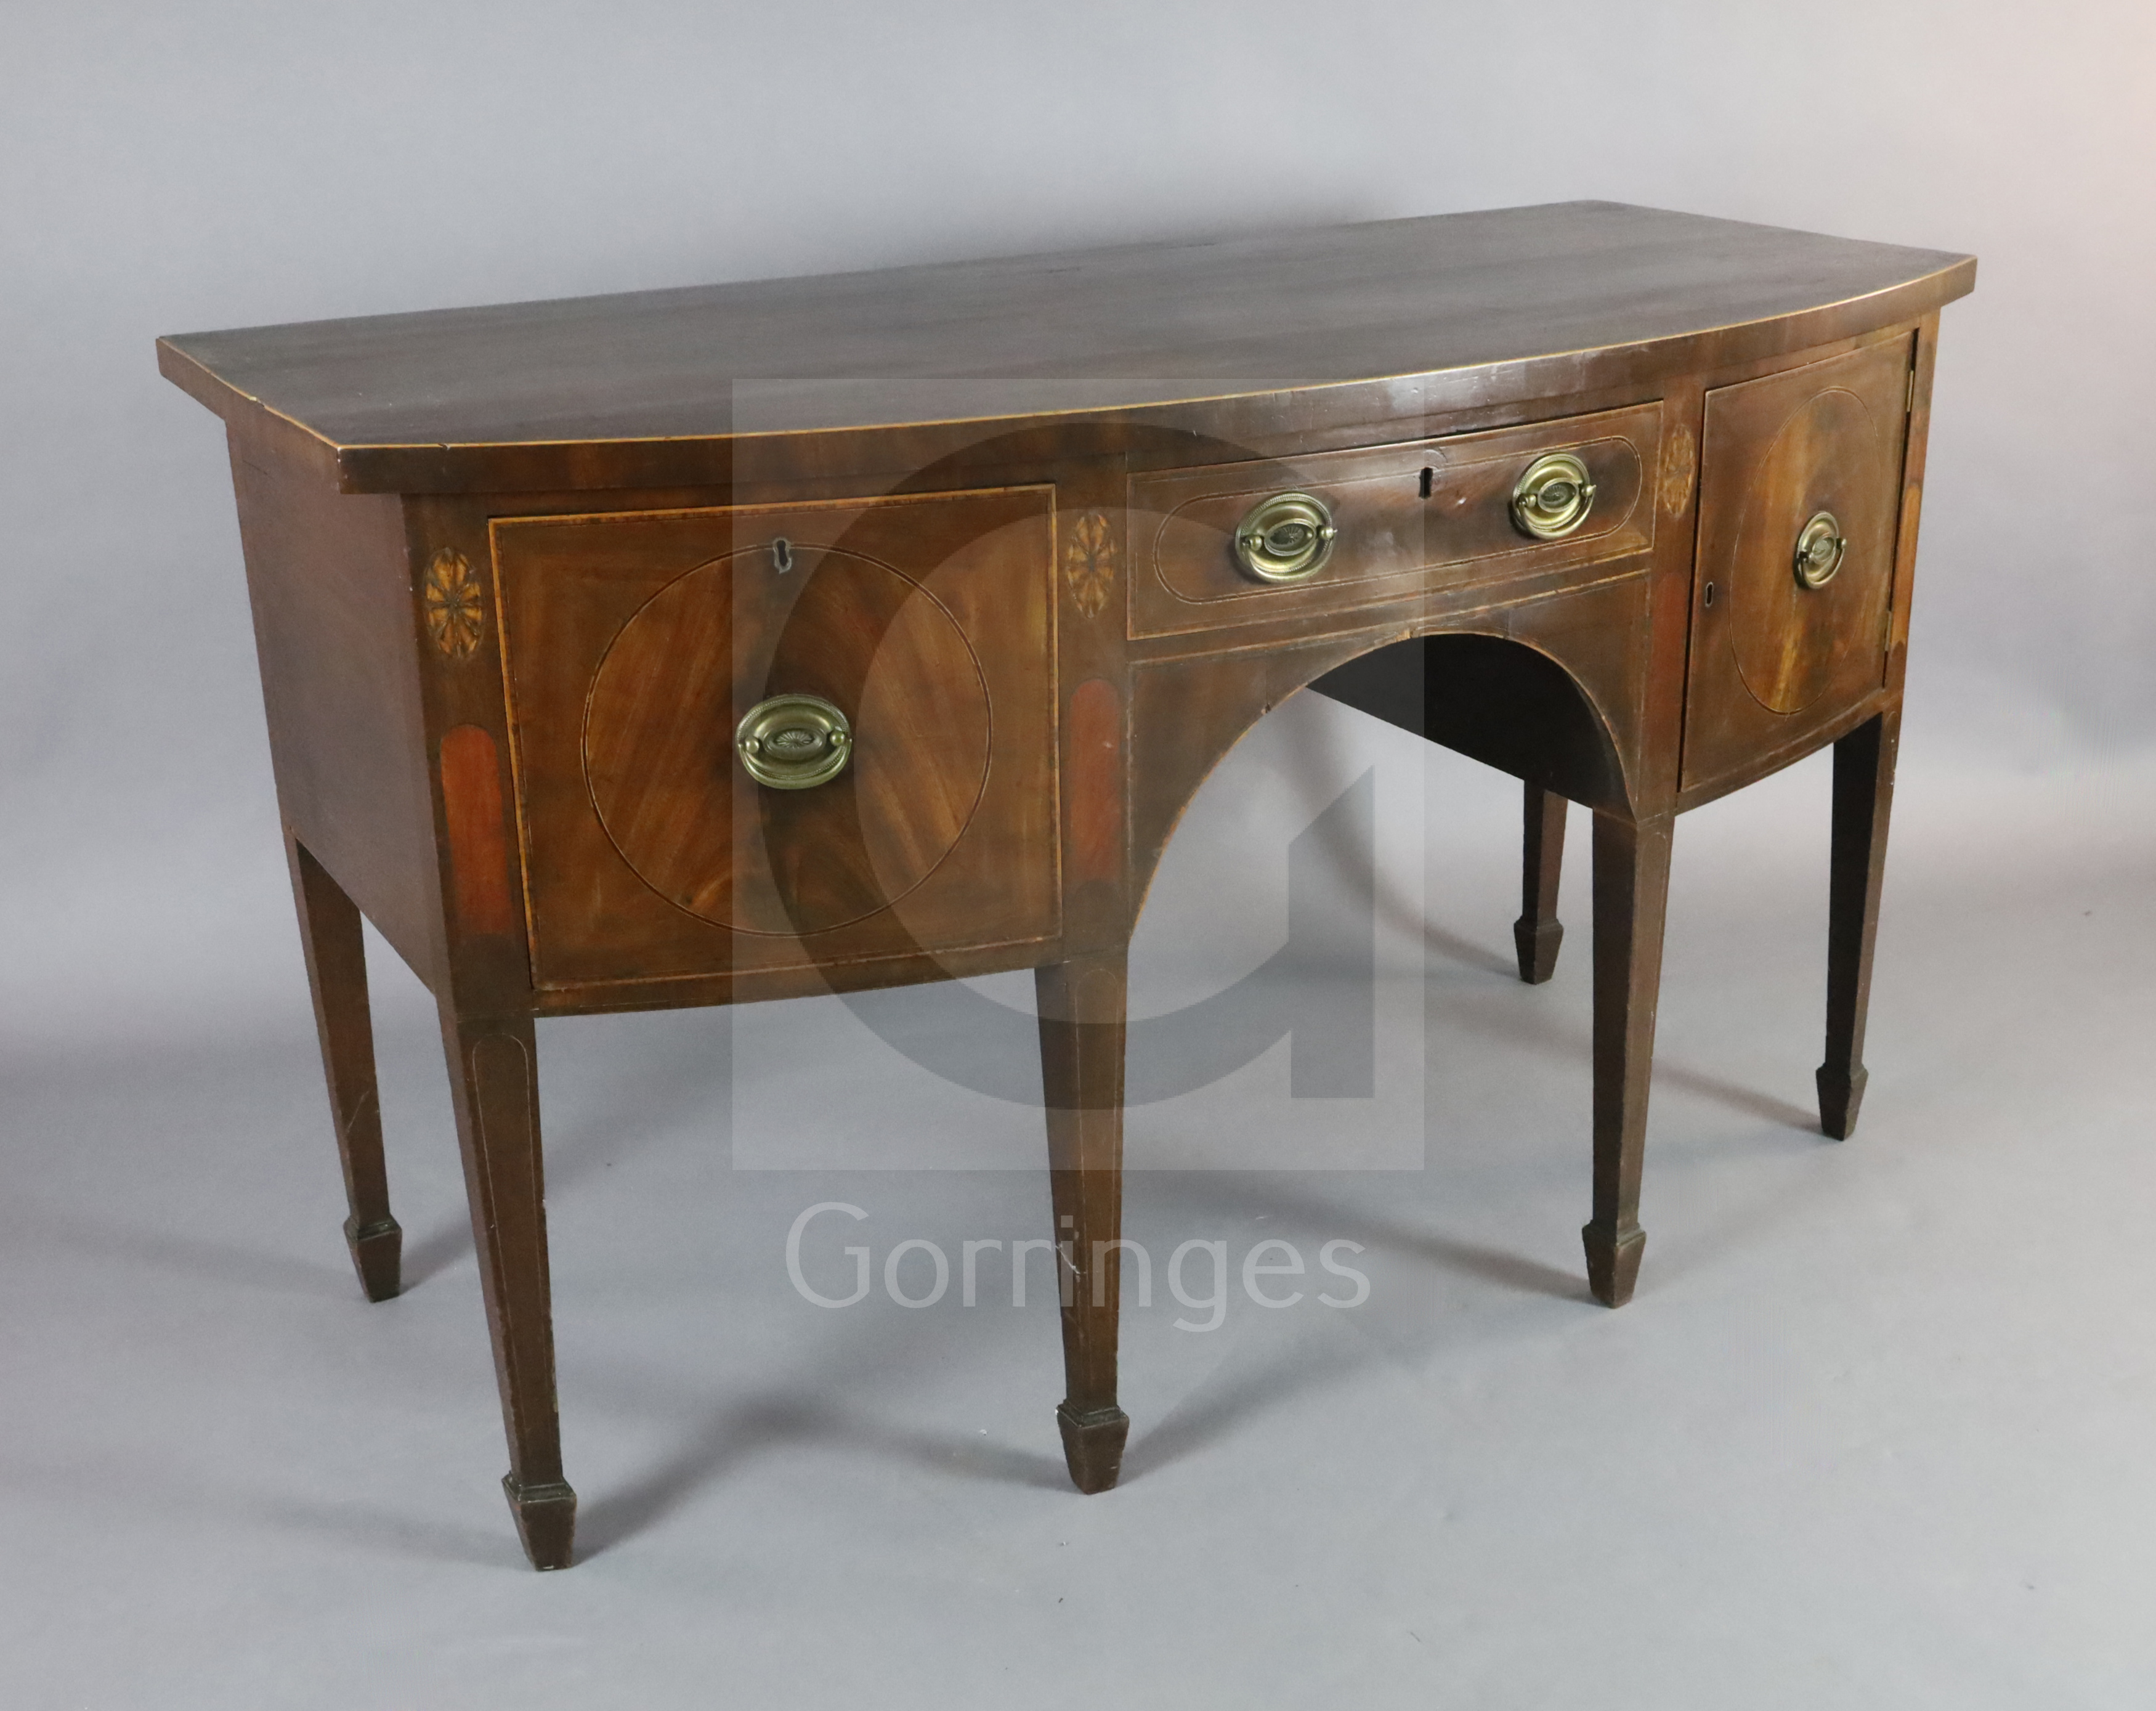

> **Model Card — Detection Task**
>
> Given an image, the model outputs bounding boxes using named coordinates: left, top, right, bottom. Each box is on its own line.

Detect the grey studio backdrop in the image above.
left=4, top=4, right=2154, bottom=1709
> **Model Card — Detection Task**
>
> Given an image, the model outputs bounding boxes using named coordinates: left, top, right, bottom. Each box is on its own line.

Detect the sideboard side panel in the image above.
left=1883, top=312, right=1942, bottom=699
left=225, top=417, right=443, bottom=986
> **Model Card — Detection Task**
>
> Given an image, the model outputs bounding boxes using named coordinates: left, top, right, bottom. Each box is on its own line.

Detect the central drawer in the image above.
left=492, top=487, right=1060, bottom=995
left=1127, top=402, right=1660, bottom=638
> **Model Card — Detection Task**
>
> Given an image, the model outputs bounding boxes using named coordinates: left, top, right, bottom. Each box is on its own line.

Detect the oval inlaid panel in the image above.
left=1727, top=384, right=1897, bottom=716
left=583, top=549, right=991, bottom=936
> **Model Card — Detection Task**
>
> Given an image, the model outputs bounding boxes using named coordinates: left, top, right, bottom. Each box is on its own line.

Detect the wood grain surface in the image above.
left=492, top=486, right=1060, bottom=993
left=159, top=202, right=1972, bottom=493
left=1681, top=337, right=1911, bottom=790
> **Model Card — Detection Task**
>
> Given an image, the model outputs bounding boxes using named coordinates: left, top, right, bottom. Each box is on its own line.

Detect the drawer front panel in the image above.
left=1682, top=339, right=1911, bottom=791
left=1129, top=404, right=1658, bottom=639
left=495, top=487, right=1059, bottom=993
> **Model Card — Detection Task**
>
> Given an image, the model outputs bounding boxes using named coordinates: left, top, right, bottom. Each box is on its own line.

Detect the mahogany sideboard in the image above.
left=159, top=201, right=1974, bottom=1569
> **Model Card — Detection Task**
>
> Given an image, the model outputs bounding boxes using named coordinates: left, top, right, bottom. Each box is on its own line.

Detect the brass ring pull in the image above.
left=736, top=693, right=852, bottom=790
left=1233, top=491, right=1339, bottom=583
left=1511, top=452, right=1597, bottom=540
left=1794, top=511, right=1846, bottom=589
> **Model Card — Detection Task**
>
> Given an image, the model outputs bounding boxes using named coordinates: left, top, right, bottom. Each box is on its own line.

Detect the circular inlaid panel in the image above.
left=583, top=549, right=991, bottom=936
left=1727, top=385, right=1890, bottom=716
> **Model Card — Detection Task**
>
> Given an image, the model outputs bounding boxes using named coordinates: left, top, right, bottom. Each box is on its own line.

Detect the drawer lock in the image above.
left=1794, top=511, right=1846, bottom=589
left=1511, top=452, right=1597, bottom=539
left=736, top=693, right=853, bottom=790
left=1233, top=491, right=1339, bottom=583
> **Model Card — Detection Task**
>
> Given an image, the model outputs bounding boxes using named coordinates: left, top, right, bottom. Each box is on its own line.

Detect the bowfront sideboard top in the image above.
left=160, top=200, right=1972, bottom=491
left=161, top=201, right=1973, bottom=1570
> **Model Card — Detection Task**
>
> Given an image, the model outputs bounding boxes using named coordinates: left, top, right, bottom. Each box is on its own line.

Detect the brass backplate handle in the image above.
left=1233, top=490, right=1339, bottom=583
left=1794, top=511, right=1847, bottom=589
left=1511, top=452, right=1597, bottom=540
left=736, top=693, right=853, bottom=790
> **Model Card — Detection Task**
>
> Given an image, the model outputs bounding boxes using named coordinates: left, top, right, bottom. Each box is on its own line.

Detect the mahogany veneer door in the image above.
left=1681, top=338, right=1913, bottom=790
left=493, top=487, right=1061, bottom=999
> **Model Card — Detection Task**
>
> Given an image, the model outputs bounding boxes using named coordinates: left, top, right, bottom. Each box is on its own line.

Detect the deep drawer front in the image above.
left=1681, top=338, right=1912, bottom=791
left=1128, top=403, right=1658, bottom=639
left=494, top=487, right=1059, bottom=993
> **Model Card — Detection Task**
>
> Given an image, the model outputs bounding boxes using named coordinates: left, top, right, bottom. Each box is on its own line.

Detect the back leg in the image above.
left=286, top=835, right=402, bottom=1301
left=1513, top=782, right=1568, bottom=985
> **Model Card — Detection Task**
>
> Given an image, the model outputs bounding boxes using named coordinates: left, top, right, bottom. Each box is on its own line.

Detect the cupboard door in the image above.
left=494, top=487, right=1060, bottom=994
left=1682, top=339, right=1911, bottom=791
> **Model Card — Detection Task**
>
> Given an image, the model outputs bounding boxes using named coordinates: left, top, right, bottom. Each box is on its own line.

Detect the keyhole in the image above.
left=1704, top=580, right=1716, bottom=608
left=771, top=537, right=795, bottom=574
left=1418, top=466, right=1434, bottom=500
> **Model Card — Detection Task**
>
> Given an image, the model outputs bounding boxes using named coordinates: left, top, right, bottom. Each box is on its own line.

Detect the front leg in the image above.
left=1035, top=949, right=1130, bottom=1494
left=1583, top=811, right=1674, bottom=1308
left=1818, top=710, right=1900, bottom=1139
left=439, top=1002, right=575, bottom=1567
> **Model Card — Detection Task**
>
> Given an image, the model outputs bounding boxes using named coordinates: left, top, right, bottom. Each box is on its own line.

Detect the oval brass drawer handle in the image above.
left=1510, top=452, right=1597, bottom=540
left=1233, top=491, right=1338, bottom=583
left=736, top=693, right=853, bottom=790
left=1794, top=511, right=1847, bottom=589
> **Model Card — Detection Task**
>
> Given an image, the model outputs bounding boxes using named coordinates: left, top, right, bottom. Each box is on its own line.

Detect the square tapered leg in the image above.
left=1036, top=950, right=1130, bottom=1494
left=439, top=1006, right=575, bottom=1567
left=1583, top=812, right=1674, bottom=1308
left=1514, top=783, right=1569, bottom=984
left=286, top=836, right=402, bottom=1303
left=1818, top=711, right=1900, bottom=1140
